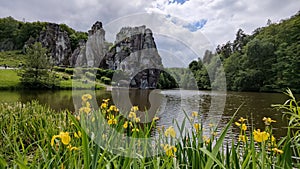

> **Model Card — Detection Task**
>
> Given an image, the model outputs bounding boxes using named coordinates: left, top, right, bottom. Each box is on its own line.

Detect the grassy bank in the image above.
left=0, top=90, right=299, bottom=168
left=0, top=69, right=105, bottom=90
left=0, top=69, right=21, bottom=89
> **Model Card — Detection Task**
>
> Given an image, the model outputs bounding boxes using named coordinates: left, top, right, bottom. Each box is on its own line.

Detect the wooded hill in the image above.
left=189, top=12, right=300, bottom=93
left=0, top=16, right=87, bottom=52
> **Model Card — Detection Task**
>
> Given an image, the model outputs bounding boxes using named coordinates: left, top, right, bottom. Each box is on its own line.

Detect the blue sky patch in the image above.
left=169, top=0, right=189, bottom=5
left=183, top=19, right=207, bottom=32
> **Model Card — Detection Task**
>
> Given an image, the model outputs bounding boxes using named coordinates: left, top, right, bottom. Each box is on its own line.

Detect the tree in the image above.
left=19, top=42, right=58, bottom=89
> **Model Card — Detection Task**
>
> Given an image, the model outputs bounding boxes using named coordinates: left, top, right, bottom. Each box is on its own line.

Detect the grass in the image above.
left=60, top=79, right=105, bottom=90
left=0, top=50, right=107, bottom=90
left=0, top=69, right=105, bottom=90
left=0, top=69, right=21, bottom=89
left=0, top=50, right=26, bottom=67
left=0, top=90, right=299, bottom=168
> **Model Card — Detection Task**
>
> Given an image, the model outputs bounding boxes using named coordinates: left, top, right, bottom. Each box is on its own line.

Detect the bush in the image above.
left=65, top=68, right=74, bottom=75
left=85, top=72, right=96, bottom=80
left=100, top=76, right=111, bottom=85
left=96, top=68, right=115, bottom=79
left=55, top=73, right=61, bottom=79
left=53, top=66, right=66, bottom=72
left=62, top=74, right=70, bottom=80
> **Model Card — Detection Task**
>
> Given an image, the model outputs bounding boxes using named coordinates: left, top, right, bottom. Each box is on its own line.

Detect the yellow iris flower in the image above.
left=238, top=135, right=247, bottom=143
left=51, top=132, right=71, bottom=146
left=132, top=128, right=139, bottom=132
left=81, top=94, right=92, bottom=102
left=131, top=106, right=139, bottom=112
left=107, top=115, right=117, bottom=125
left=253, top=129, right=269, bottom=142
left=194, top=123, right=200, bottom=132
left=101, top=102, right=108, bottom=109
left=263, top=117, right=276, bottom=125
left=163, top=144, right=177, bottom=157
left=74, top=131, right=82, bottom=138
left=191, top=111, right=198, bottom=117
left=241, top=124, right=247, bottom=131
left=238, top=117, right=247, bottom=123
left=152, top=116, right=159, bottom=121
left=79, top=107, right=91, bottom=114
left=164, top=126, right=176, bottom=138
left=123, top=121, right=128, bottom=129
left=272, top=148, right=284, bottom=154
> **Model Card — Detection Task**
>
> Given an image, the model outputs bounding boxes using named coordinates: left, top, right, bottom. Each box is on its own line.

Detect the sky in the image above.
left=0, top=0, right=299, bottom=67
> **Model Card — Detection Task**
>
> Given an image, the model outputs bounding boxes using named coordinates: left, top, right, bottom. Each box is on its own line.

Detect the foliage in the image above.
left=0, top=17, right=47, bottom=51
left=157, top=70, right=178, bottom=89
left=0, top=50, right=26, bottom=67
left=85, top=72, right=96, bottom=80
left=53, top=66, right=66, bottom=72
left=272, top=89, right=300, bottom=167
left=100, top=76, right=111, bottom=85
left=190, top=12, right=300, bottom=93
left=65, top=68, right=74, bottom=74
left=19, top=42, right=59, bottom=89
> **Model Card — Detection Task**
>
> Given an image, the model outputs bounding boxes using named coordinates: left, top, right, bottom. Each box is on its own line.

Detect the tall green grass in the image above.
left=0, top=89, right=299, bottom=168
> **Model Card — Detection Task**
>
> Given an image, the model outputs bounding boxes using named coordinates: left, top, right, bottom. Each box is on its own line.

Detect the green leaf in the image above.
left=204, top=103, right=243, bottom=169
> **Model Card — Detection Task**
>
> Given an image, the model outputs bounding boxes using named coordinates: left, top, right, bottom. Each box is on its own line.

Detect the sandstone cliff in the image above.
left=106, top=25, right=163, bottom=89
left=71, top=22, right=163, bottom=89
left=26, top=23, right=72, bottom=66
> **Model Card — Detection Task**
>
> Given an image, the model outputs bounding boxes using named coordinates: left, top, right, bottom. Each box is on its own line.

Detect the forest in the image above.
left=189, top=12, right=300, bottom=93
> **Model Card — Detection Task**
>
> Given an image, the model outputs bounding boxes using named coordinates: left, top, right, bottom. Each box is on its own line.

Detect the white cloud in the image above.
left=146, top=0, right=300, bottom=46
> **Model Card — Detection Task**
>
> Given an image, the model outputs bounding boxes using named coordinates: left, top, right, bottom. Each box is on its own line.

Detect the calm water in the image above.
left=0, top=89, right=292, bottom=139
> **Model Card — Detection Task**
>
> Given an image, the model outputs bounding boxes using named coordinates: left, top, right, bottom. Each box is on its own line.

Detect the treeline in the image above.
left=0, top=16, right=87, bottom=51
left=189, top=12, right=300, bottom=93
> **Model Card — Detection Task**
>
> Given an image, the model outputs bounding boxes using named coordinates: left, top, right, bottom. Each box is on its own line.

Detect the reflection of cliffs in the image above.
left=106, top=26, right=163, bottom=89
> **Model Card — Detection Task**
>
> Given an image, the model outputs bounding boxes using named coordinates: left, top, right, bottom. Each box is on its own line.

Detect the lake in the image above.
left=0, top=89, right=292, bottom=140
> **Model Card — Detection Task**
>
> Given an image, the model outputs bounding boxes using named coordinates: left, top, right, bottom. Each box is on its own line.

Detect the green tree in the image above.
left=19, top=42, right=58, bottom=89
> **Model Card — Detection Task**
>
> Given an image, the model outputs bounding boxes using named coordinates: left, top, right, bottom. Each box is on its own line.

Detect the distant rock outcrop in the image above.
left=26, top=23, right=72, bottom=66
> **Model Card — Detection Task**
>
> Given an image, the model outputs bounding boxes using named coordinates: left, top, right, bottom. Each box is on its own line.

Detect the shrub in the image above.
left=65, top=68, right=74, bottom=75
left=53, top=66, right=66, bottom=72
left=101, top=76, right=111, bottom=85
left=85, top=72, right=96, bottom=80
left=62, top=74, right=70, bottom=80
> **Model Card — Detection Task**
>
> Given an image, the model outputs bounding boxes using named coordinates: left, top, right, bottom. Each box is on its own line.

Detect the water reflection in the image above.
left=0, top=89, right=294, bottom=139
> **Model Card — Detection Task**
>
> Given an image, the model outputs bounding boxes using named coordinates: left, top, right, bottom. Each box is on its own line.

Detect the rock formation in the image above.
left=70, top=22, right=163, bottom=89
left=26, top=23, right=72, bottom=66
left=106, top=25, right=163, bottom=89
left=70, top=21, right=108, bottom=67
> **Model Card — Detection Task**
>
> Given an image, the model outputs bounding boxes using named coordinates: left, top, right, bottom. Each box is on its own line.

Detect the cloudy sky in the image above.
left=1, top=0, right=299, bottom=67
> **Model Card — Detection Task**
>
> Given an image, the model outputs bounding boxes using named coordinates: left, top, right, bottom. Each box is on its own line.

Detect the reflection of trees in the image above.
left=129, top=89, right=151, bottom=111
left=19, top=90, right=74, bottom=111
left=199, top=94, right=211, bottom=116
